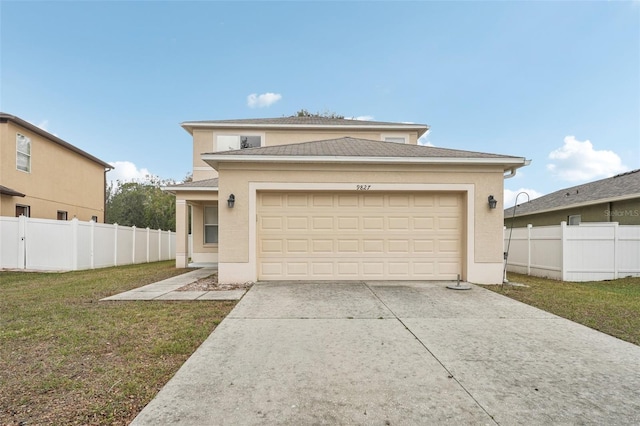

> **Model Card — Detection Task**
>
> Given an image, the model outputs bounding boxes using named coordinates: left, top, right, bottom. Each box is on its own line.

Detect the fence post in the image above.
left=18, top=215, right=26, bottom=270
left=560, top=221, right=567, bottom=281
left=90, top=219, right=95, bottom=269
left=114, top=223, right=119, bottom=267
left=168, top=230, right=172, bottom=260
left=71, top=218, right=79, bottom=270
left=132, top=225, right=136, bottom=264
left=146, top=227, right=150, bottom=263
left=613, top=222, right=619, bottom=280
left=158, top=229, right=162, bottom=261
left=527, top=224, right=532, bottom=275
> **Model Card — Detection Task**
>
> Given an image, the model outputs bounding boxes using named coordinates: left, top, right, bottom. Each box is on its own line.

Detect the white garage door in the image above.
left=257, top=192, right=463, bottom=280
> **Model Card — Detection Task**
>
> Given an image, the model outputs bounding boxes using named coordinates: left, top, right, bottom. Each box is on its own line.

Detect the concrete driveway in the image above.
left=131, top=281, right=640, bottom=425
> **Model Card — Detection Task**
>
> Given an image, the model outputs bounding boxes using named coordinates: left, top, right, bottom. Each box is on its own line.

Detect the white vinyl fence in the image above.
left=0, top=216, right=175, bottom=271
left=504, top=222, right=640, bottom=282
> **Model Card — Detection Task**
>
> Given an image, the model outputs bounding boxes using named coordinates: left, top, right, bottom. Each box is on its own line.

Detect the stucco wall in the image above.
left=1, top=121, right=106, bottom=221
left=215, top=162, right=505, bottom=283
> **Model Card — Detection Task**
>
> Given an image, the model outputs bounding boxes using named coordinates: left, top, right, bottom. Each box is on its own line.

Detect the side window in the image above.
left=17, top=133, right=31, bottom=172
left=91, top=216, right=98, bottom=222
left=16, top=205, right=30, bottom=217
left=568, top=215, right=581, bottom=226
left=204, top=206, right=218, bottom=244
left=216, top=135, right=262, bottom=151
left=57, top=211, right=68, bottom=221
left=384, top=136, right=406, bottom=144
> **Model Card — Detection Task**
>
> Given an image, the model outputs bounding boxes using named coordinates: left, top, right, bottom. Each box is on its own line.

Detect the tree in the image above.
left=294, top=109, right=344, bottom=119
left=106, top=177, right=176, bottom=231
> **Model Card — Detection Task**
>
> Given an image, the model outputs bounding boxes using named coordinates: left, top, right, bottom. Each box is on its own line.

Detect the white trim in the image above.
left=193, top=166, right=212, bottom=171
left=231, top=182, right=477, bottom=283
left=182, top=122, right=429, bottom=136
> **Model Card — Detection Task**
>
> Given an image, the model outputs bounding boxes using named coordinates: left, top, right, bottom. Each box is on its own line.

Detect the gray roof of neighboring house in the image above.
left=204, top=137, right=523, bottom=160
left=505, top=169, right=640, bottom=217
left=181, top=116, right=430, bottom=137
left=0, top=112, right=113, bottom=169
left=0, top=185, right=25, bottom=197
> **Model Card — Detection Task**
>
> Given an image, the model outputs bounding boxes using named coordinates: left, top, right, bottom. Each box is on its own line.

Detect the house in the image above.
left=0, top=113, right=112, bottom=222
left=165, top=116, right=529, bottom=284
left=504, top=169, right=640, bottom=228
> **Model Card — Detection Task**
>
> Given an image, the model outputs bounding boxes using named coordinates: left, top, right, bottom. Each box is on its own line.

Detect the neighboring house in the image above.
left=0, top=113, right=112, bottom=222
left=165, top=116, right=528, bottom=284
left=504, top=169, right=640, bottom=228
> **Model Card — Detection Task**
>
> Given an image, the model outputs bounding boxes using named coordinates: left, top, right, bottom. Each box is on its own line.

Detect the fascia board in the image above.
left=182, top=122, right=429, bottom=136
left=161, top=186, right=219, bottom=193
left=201, top=154, right=528, bottom=170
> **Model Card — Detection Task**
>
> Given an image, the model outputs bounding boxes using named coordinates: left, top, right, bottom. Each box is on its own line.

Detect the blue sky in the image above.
left=2, top=1, right=638, bottom=206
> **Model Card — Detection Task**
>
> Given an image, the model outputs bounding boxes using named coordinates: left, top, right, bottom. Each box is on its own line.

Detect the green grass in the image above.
left=0, top=261, right=236, bottom=425
left=481, top=274, right=640, bottom=346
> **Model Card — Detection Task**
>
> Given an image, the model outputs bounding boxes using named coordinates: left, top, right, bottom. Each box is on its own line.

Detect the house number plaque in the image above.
left=356, top=185, right=371, bottom=191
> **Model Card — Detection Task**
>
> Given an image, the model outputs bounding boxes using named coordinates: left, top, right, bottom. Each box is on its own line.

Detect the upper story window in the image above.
left=16, top=133, right=31, bottom=172
left=216, top=134, right=262, bottom=151
left=383, top=136, right=407, bottom=144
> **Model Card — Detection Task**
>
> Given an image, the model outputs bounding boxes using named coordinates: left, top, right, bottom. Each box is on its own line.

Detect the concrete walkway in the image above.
left=131, top=281, right=640, bottom=425
left=101, top=268, right=246, bottom=301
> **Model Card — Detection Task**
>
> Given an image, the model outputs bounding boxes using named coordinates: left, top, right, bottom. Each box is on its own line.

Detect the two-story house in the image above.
left=166, top=116, right=529, bottom=284
left=0, top=113, right=112, bottom=222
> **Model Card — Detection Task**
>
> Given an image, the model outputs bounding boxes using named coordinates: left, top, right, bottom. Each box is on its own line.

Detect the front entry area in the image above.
left=257, top=191, right=464, bottom=280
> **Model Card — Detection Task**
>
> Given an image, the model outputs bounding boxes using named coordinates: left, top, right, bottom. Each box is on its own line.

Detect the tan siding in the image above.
left=1, top=122, right=106, bottom=221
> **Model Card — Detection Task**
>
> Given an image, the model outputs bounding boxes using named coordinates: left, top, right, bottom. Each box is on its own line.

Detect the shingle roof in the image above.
left=164, top=178, right=219, bottom=189
left=505, top=169, right=640, bottom=217
left=205, top=137, right=522, bottom=160
left=0, top=185, right=25, bottom=197
left=181, top=116, right=429, bottom=136
left=0, top=112, right=113, bottom=169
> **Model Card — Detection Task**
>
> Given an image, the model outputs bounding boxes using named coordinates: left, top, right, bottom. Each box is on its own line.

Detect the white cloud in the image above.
left=345, top=115, right=374, bottom=121
left=418, top=130, right=434, bottom=146
left=547, top=136, right=627, bottom=182
left=503, top=188, right=544, bottom=208
left=247, top=92, right=282, bottom=108
left=107, top=161, right=153, bottom=186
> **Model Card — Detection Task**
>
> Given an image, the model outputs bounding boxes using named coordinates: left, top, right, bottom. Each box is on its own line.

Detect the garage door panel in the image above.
left=258, top=192, right=462, bottom=280
left=286, top=217, right=308, bottom=230
left=286, top=240, right=308, bottom=253
left=312, top=240, right=334, bottom=253
left=363, top=240, right=384, bottom=253
left=312, top=217, right=333, bottom=230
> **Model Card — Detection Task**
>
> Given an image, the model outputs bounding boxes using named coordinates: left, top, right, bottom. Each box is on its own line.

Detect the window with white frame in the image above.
left=57, top=211, right=68, bottom=221
left=204, top=206, right=218, bottom=244
left=383, top=136, right=407, bottom=144
left=568, top=215, right=581, bottom=226
left=216, top=134, right=262, bottom=151
left=16, top=133, right=31, bottom=172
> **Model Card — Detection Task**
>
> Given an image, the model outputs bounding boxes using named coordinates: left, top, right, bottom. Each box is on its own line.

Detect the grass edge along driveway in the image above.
left=0, top=261, right=236, bottom=426
left=481, top=273, right=640, bottom=346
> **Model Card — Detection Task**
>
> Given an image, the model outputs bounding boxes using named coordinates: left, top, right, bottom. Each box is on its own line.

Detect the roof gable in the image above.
left=505, top=169, right=640, bottom=217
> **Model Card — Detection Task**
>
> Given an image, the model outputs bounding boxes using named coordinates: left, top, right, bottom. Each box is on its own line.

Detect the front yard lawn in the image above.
left=0, top=261, right=236, bottom=425
left=481, top=274, right=640, bottom=346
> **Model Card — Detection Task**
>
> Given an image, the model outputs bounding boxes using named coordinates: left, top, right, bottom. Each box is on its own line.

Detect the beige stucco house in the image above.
left=0, top=113, right=112, bottom=221
left=166, top=117, right=529, bottom=284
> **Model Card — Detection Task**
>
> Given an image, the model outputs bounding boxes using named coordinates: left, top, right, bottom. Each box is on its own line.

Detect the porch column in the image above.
left=175, top=199, right=189, bottom=268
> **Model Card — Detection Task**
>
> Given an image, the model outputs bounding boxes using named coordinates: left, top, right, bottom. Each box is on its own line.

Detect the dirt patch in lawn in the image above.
left=175, top=273, right=253, bottom=292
